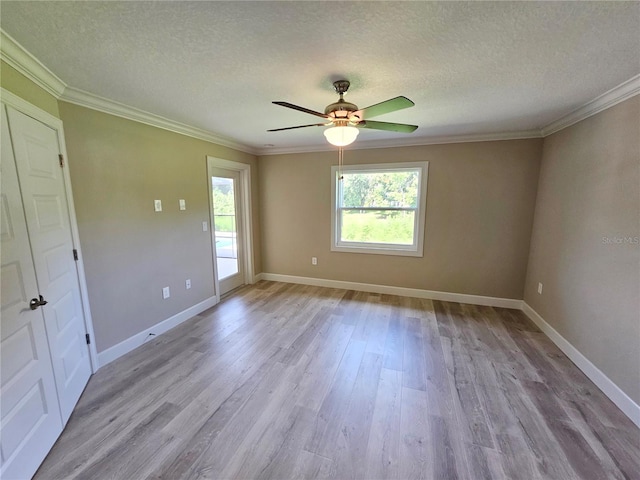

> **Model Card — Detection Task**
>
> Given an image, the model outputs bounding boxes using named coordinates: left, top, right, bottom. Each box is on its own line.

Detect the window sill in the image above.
left=331, top=243, right=424, bottom=257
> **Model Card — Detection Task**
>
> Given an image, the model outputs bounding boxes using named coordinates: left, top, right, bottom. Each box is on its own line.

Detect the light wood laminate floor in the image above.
left=35, top=281, right=640, bottom=479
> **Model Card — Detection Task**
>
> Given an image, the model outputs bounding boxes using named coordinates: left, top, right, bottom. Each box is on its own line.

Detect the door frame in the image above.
left=2, top=87, right=99, bottom=372
left=206, top=156, right=255, bottom=301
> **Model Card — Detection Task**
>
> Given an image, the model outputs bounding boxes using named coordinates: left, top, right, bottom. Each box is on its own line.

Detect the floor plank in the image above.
left=398, top=387, right=430, bottom=480
left=364, top=368, right=402, bottom=480
left=33, top=282, right=640, bottom=480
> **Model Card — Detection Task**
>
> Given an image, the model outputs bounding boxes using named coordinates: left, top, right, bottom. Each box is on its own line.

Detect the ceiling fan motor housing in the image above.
left=324, top=100, right=358, bottom=116
left=325, top=80, right=360, bottom=123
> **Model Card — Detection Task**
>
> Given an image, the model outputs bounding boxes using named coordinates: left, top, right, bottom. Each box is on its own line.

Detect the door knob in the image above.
left=29, top=295, right=48, bottom=310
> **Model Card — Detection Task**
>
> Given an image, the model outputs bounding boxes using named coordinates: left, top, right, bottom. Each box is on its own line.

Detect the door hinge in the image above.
left=85, top=333, right=91, bottom=345
left=73, top=249, right=79, bottom=261
left=59, top=154, right=64, bottom=167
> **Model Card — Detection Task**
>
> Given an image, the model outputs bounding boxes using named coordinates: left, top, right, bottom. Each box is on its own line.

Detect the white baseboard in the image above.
left=256, top=273, right=639, bottom=427
left=94, top=276, right=639, bottom=428
left=522, top=302, right=640, bottom=428
left=256, top=272, right=522, bottom=309
left=97, top=296, right=218, bottom=368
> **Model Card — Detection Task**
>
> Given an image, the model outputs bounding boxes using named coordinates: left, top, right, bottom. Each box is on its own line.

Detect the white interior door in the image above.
left=0, top=105, right=64, bottom=480
left=6, top=107, right=91, bottom=423
left=211, top=167, right=244, bottom=295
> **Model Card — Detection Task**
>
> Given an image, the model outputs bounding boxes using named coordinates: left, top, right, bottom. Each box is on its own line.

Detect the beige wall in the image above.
left=0, top=60, right=60, bottom=118
left=259, top=139, right=542, bottom=299
left=58, top=102, right=260, bottom=352
left=525, top=96, right=640, bottom=404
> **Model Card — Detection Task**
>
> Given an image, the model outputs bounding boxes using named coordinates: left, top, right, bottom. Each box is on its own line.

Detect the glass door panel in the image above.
left=212, top=176, right=238, bottom=279
left=211, top=169, right=244, bottom=295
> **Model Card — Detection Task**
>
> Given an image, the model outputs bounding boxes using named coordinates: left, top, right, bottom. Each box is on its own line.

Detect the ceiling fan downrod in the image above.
left=333, top=80, right=351, bottom=96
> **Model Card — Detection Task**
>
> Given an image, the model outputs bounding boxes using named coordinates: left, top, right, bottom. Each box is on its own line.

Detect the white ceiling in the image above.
left=1, top=1, right=639, bottom=154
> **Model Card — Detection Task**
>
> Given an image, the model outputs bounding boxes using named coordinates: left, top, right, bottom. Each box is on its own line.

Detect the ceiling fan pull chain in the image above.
left=338, top=147, right=344, bottom=180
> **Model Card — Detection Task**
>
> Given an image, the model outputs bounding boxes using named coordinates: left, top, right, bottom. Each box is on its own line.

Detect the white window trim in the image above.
left=331, top=161, right=429, bottom=257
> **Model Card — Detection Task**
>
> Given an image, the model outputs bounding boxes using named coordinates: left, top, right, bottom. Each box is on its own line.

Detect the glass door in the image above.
left=211, top=168, right=244, bottom=295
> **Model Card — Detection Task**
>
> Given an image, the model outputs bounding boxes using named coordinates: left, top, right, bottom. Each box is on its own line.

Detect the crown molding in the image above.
left=60, top=87, right=259, bottom=155
left=257, top=129, right=543, bottom=156
left=541, top=74, right=640, bottom=137
left=0, top=29, right=67, bottom=97
left=1, top=29, right=258, bottom=155
left=4, top=26, right=637, bottom=154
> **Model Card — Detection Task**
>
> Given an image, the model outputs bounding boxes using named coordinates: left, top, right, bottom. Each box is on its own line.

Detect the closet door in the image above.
left=7, top=107, right=92, bottom=423
left=0, top=104, right=63, bottom=480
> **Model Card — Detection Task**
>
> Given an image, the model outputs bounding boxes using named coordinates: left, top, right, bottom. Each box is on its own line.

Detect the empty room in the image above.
left=1, top=2, right=638, bottom=479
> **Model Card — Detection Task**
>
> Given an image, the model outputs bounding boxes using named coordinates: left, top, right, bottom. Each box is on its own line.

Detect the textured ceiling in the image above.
left=1, top=1, right=639, bottom=153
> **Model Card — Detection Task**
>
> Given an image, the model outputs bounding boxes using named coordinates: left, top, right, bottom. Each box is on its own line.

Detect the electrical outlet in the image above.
left=154, top=199, right=162, bottom=212
left=185, top=279, right=191, bottom=289
left=202, top=221, right=208, bottom=232
left=311, top=257, right=318, bottom=265
left=537, top=282, right=543, bottom=295
left=162, top=286, right=170, bottom=299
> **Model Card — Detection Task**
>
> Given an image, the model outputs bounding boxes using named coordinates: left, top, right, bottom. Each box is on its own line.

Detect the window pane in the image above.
left=341, top=170, right=419, bottom=208
left=340, top=210, right=415, bottom=245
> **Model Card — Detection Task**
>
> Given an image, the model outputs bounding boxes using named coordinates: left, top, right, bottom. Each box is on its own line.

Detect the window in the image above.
left=331, top=162, right=428, bottom=256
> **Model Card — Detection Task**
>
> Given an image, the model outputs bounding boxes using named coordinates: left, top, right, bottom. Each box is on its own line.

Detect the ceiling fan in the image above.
left=268, top=80, right=418, bottom=147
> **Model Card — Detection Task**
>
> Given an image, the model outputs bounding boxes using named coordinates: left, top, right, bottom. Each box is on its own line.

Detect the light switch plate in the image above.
left=154, top=200, right=162, bottom=212
left=202, top=221, right=208, bottom=232
left=179, top=199, right=186, bottom=210
left=185, top=279, right=191, bottom=289
left=162, top=286, right=170, bottom=299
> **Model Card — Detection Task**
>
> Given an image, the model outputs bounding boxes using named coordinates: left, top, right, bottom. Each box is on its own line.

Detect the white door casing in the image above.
left=206, top=157, right=255, bottom=300
left=0, top=104, right=64, bottom=480
left=6, top=106, right=92, bottom=423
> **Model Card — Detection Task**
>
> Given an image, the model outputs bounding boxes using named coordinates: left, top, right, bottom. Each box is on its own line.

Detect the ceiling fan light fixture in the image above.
left=323, top=125, right=359, bottom=147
